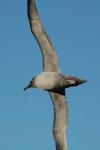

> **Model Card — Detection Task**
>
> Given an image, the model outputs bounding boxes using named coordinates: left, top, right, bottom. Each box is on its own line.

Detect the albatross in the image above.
left=24, top=0, right=87, bottom=150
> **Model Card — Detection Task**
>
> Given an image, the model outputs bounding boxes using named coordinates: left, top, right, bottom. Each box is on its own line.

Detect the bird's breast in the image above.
left=34, top=72, right=61, bottom=90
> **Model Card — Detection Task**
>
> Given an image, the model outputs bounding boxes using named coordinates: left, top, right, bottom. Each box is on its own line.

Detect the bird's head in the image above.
left=67, top=76, right=87, bottom=87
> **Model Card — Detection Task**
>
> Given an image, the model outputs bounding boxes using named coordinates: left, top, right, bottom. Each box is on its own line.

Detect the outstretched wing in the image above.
left=27, top=0, right=60, bottom=72
left=49, top=91, right=68, bottom=150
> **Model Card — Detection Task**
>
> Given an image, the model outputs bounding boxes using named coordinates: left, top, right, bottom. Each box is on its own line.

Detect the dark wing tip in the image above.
left=27, top=0, right=38, bottom=20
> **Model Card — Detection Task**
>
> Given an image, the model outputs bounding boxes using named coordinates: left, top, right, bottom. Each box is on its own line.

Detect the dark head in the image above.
left=23, top=78, right=35, bottom=91
left=67, top=76, right=87, bottom=87
left=74, top=78, right=87, bottom=86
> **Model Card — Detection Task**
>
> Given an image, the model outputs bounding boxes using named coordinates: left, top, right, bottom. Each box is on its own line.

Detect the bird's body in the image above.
left=33, top=72, right=62, bottom=91
left=24, top=71, right=86, bottom=92
left=33, top=72, right=69, bottom=91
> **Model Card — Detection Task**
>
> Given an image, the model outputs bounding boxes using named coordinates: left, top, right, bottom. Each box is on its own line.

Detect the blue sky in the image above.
left=0, top=0, right=100, bottom=150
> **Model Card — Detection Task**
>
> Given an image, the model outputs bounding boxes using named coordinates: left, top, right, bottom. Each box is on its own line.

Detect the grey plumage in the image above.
left=24, top=0, right=86, bottom=92
left=27, top=0, right=60, bottom=73
left=24, top=72, right=86, bottom=93
left=24, top=1, right=87, bottom=150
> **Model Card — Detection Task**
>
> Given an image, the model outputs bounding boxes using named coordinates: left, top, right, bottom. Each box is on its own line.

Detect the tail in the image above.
left=23, top=84, right=31, bottom=91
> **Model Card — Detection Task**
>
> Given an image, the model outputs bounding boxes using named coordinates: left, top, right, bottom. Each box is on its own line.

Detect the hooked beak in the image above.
left=80, top=79, right=87, bottom=84
left=23, top=84, right=31, bottom=91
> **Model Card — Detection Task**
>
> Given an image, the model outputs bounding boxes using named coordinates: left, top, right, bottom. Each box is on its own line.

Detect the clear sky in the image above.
left=0, top=0, right=100, bottom=150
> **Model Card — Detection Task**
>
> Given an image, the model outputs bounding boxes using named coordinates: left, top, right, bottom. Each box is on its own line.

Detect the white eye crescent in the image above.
left=68, top=80, right=76, bottom=84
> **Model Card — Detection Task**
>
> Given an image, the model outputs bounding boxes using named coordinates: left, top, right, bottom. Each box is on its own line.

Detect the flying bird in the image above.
left=24, top=0, right=86, bottom=92
left=24, top=0, right=87, bottom=150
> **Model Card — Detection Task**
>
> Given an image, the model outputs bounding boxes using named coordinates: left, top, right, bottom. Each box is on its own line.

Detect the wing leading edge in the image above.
left=28, top=0, right=60, bottom=72
left=49, top=91, right=68, bottom=150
